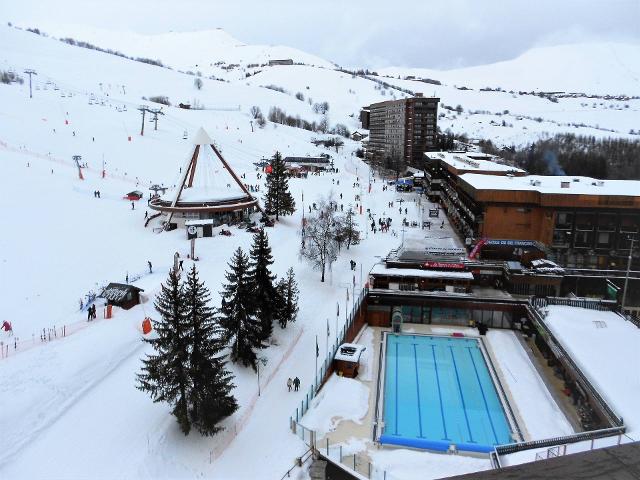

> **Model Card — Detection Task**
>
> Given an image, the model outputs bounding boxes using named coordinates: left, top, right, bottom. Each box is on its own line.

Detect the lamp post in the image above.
left=621, top=235, right=636, bottom=315
left=256, top=356, right=268, bottom=396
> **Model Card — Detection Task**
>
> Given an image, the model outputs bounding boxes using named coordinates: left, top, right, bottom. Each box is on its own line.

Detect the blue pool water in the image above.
left=380, top=334, right=512, bottom=453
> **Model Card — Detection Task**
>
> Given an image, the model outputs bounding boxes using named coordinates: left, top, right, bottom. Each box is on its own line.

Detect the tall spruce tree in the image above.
left=137, top=268, right=192, bottom=434
left=264, top=151, right=295, bottom=220
left=218, top=248, right=265, bottom=371
left=276, top=267, right=299, bottom=329
left=249, top=228, right=278, bottom=341
left=184, top=265, right=238, bottom=436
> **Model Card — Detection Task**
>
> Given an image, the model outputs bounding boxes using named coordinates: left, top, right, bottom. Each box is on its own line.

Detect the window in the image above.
left=597, top=232, right=611, bottom=248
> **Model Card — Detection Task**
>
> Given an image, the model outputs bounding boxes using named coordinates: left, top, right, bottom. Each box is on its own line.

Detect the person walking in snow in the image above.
left=87, top=305, right=93, bottom=322
left=131, top=201, right=135, bottom=210
left=179, top=260, right=184, bottom=271
left=287, top=377, right=293, bottom=392
left=148, top=261, right=152, bottom=274
left=293, top=377, right=301, bottom=392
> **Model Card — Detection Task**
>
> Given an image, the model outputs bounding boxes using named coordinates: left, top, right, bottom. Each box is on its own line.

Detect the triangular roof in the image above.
left=162, top=127, right=251, bottom=204
left=192, top=127, right=214, bottom=146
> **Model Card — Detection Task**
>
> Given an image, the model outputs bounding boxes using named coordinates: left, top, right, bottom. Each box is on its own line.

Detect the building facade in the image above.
left=363, top=96, right=439, bottom=169
left=424, top=152, right=640, bottom=270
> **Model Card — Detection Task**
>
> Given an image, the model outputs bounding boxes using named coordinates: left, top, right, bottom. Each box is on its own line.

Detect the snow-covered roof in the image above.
left=370, top=264, right=474, bottom=280
left=425, top=151, right=525, bottom=174
left=460, top=173, right=640, bottom=197
left=334, top=343, right=366, bottom=362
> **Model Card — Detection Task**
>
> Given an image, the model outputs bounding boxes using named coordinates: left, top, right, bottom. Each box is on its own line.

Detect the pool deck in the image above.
left=321, top=325, right=531, bottom=453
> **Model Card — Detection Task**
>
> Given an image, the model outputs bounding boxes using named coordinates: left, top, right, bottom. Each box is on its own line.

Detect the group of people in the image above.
left=93, top=190, right=102, bottom=198
left=86, top=304, right=97, bottom=321
left=287, top=376, right=301, bottom=392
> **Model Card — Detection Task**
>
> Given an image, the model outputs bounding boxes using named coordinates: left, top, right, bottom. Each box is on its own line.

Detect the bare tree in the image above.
left=250, top=105, right=262, bottom=119
left=318, top=115, right=329, bottom=134
left=301, top=198, right=339, bottom=282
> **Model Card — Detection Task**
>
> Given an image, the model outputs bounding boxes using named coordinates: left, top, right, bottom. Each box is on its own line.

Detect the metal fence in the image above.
left=289, top=288, right=367, bottom=425
left=495, top=425, right=627, bottom=456
left=320, top=440, right=402, bottom=480
left=531, top=296, right=618, bottom=311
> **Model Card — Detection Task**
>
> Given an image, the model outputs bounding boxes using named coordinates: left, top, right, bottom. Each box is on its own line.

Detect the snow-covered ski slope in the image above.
left=0, top=22, right=638, bottom=479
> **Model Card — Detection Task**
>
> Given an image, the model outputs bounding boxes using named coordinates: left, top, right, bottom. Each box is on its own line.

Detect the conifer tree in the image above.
left=184, top=265, right=238, bottom=436
left=276, top=267, right=299, bottom=329
left=264, top=151, right=295, bottom=220
left=249, top=228, right=278, bottom=341
left=137, top=268, right=192, bottom=434
left=218, top=248, right=265, bottom=371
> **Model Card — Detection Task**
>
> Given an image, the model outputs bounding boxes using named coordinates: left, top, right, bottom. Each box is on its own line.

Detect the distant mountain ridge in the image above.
left=379, top=42, right=640, bottom=96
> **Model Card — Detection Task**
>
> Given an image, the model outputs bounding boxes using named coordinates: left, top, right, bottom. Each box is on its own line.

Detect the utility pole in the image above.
left=149, top=108, right=164, bottom=131
left=24, top=69, right=37, bottom=98
left=621, top=236, right=636, bottom=314
left=138, top=105, right=149, bottom=136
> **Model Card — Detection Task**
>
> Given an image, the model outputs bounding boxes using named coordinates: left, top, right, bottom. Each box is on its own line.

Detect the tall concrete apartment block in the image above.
left=364, top=95, right=439, bottom=168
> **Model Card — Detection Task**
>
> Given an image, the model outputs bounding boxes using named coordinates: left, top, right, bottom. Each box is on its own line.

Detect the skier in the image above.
left=179, top=260, right=184, bottom=271
left=131, top=201, right=135, bottom=210
left=293, top=377, right=301, bottom=392
left=87, top=305, right=93, bottom=321
left=144, top=211, right=148, bottom=219
left=287, top=377, right=293, bottom=392
left=148, top=261, right=152, bottom=274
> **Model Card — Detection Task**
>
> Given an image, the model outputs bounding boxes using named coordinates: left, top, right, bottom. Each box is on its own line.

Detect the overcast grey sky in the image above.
left=3, top=0, right=640, bottom=68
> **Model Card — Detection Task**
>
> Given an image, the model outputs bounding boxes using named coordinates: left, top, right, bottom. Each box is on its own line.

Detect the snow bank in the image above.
left=301, top=375, right=369, bottom=436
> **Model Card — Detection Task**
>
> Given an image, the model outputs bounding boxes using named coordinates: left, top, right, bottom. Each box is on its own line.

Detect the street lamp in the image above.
left=256, top=356, right=268, bottom=396
left=621, top=235, right=636, bottom=315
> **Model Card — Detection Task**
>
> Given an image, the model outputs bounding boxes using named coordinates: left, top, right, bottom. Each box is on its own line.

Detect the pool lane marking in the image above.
left=431, top=344, right=449, bottom=440
left=449, top=346, right=474, bottom=443
left=412, top=344, right=424, bottom=438
left=394, top=340, right=399, bottom=435
left=467, top=347, right=499, bottom=444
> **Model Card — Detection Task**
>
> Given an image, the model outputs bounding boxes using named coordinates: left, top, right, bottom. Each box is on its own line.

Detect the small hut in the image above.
left=100, top=283, right=144, bottom=310
left=333, top=343, right=367, bottom=378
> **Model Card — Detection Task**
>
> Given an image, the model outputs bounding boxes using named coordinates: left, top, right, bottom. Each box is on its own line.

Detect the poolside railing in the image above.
left=495, top=425, right=627, bottom=456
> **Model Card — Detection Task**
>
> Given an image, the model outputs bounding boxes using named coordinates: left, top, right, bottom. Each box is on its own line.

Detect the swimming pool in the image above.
left=379, top=334, right=513, bottom=453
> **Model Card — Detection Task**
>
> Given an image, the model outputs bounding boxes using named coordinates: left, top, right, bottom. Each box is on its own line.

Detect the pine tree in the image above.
left=264, top=151, right=295, bottom=220
left=249, top=228, right=277, bottom=342
left=184, top=265, right=238, bottom=436
left=137, top=268, right=192, bottom=434
left=218, top=248, right=265, bottom=371
left=276, top=267, right=299, bottom=329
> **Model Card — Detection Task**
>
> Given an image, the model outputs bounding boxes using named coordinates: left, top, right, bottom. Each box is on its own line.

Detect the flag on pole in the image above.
left=327, top=319, right=330, bottom=337
left=336, top=302, right=339, bottom=318
left=346, top=288, right=350, bottom=302
left=316, top=336, right=319, bottom=358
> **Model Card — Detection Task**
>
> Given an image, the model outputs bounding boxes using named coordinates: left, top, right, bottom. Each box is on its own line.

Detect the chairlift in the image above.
left=89, top=101, right=94, bottom=105
left=182, top=131, right=188, bottom=140
left=123, top=105, right=127, bottom=111
left=61, top=93, right=66, bottom=98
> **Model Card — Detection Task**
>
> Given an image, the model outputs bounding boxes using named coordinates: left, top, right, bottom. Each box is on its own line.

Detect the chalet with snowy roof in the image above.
left=351, top=131, right=368, bottom=141
left=100, top=283, right=144, bottom=310
left=149, top=127, right=262, bottom=230
left=283, top=156, right=330, bottom=172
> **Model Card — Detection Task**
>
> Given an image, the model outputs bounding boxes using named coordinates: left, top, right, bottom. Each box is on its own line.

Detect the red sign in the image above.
left=423, top=261, right=465, bottom=270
